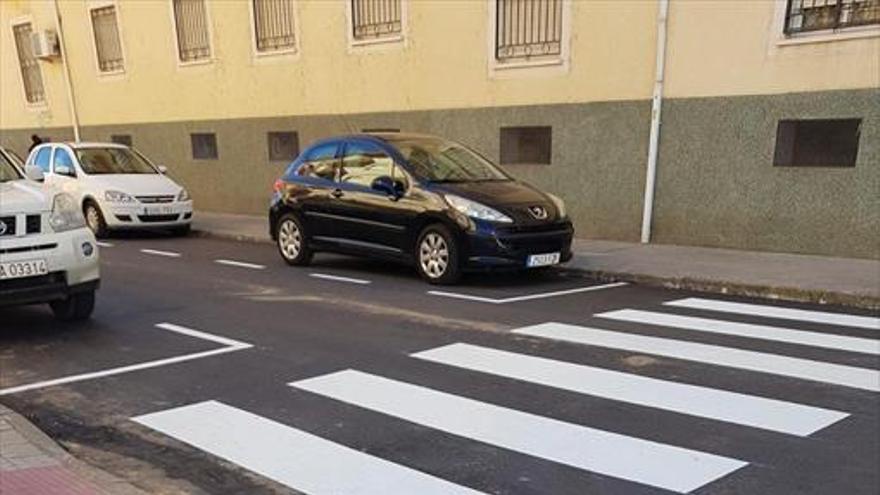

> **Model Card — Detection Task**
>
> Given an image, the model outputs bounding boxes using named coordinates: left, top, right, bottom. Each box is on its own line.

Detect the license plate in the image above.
left=0, top=259, right=48, bottom=280
left=144, top=206, right=175, bottom=215
left=526, top=252, right=561, bottom=268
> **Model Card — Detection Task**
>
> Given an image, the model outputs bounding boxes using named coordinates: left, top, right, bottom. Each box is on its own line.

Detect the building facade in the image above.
left=1, top=0, right=878, bottom=258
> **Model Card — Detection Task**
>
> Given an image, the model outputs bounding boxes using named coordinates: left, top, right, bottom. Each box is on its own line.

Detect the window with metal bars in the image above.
left=172, top=0, right=211, bottom=62
left=90, top=5, right=124, bottom=72
left=785, top=0, right=880, bottom=34
left=253, top=0, right=296, bottom=52
left=495, top=0, right=563, bottom=63
left=12, top=23, right=45, bottom=104
left=351, top=0, right=402, bottom=41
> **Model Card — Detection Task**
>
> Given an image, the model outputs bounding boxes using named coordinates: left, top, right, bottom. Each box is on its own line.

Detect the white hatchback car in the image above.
left=1, top=147, right=100, bottom=321
left=25, top=142, right=193, bottom=238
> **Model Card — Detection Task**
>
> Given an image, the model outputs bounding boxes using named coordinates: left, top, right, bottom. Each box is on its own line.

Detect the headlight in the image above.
left=49, top=193, right=86, bottom=232
left=105, top=190, right=136, bottom=203
left=444, top=194, right=513, bottom=223
left=548, top=193, right=567, bottom=219
left=178, top=188, right=190, bottom=202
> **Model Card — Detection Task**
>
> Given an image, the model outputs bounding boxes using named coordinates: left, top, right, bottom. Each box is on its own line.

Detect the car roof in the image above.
left=37, top=141, right=129, bottom=150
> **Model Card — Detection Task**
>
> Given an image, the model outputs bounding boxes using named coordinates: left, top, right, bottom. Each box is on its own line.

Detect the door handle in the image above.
left=331, top=188, right=344, bottom=199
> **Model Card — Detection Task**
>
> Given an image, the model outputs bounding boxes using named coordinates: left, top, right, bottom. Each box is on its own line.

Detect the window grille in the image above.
left=351, top=0, right=402, bottom=41
left=253, top=0, right=296, bottom=52
left=173, top=0, right=211, bottom=62
left=12, top=23, right=45, bottom=104
left=90, top=6, right=124, bottom=72
left=785, top=0, right=880, bottom=34
left=495, top=0, right=563, bottom=62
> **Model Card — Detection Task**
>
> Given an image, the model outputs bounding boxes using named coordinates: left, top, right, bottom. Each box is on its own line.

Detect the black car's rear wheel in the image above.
left=277, top=213, right=312, bottom=266
left=416, top=224, right=461, bottom=285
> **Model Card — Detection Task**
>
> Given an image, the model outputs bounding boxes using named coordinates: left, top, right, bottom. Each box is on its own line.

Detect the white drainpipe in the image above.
left=53, top=0, right=81, bottom=142
left=640, top=0, right=670, bottom=243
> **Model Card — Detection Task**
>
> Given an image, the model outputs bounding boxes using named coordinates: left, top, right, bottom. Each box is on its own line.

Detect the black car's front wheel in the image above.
left=416, top=224, right=461, bottom=285
left=276, top=213, right=312, bottom=266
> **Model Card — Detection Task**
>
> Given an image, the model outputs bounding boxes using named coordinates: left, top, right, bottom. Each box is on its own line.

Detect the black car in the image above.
left=269, top=133, right=573, bottom=284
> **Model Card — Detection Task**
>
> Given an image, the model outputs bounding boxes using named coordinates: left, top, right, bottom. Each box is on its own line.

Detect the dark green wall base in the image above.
left=2, top=88, right=877, bottom=259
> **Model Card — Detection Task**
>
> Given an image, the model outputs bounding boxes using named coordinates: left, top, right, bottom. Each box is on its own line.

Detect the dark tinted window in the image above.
left=297, top=142, right=338, bottom=182
left=53, top=148, right=75, bottom=174
left=773, top=119, right=861, bottom=168
left=111, top=134, right=133, bottom=147
left=500, top=126, right=552, bottom=165
left=339, top=141, right=396, bottom=188
left=33, top=147, right=51, bottom=172
left=191, top=133, right=218, bottom=160
left=268, top=131, right=300, bottom=162
left=392, top=137, right=508, bottom=183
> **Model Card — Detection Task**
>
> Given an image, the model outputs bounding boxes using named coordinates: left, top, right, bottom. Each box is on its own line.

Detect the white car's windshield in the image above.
left=76, top=147, right=158, bottom=175
left=0, top=152, right=23, bottom=183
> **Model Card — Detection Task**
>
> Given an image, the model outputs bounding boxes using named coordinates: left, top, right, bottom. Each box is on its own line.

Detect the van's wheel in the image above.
left=83, top=201, right=108, bottom=238
left=50, top=290, right=96, bottom=322
left=276, top=213, right=312, bottom=266
left=416, top=224, right=461, bottom=285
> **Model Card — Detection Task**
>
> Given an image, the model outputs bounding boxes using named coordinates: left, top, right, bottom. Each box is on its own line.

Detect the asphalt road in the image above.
left=1, top=234, right=878, bottom=495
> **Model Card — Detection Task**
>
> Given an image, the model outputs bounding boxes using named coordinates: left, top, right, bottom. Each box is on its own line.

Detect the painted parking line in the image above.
left=413, top=343, right=848, bottom=436
left=134, top=401, right=484, bottom=495
left=309, top=273, right=372, bottom=285
left=215, top=259, right=267, bottom=270
left=513, top=323, right=880, bottom=392
left=0, top=323, right=252, bottom=396
left=666, top=297, right=880, bottom=330
left=597, top=309, right=880, bottom=355
left=291, top=370, right=746, bottom=494
left=427, top=282, right=628, bottom=305
left=140, top=248, right=182, bottom=258
left=96, top=241, right=114, bottom=248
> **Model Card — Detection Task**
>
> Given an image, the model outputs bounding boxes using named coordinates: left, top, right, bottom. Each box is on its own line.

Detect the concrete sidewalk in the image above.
left=0, top=404, right=145, bottom=495
left=192, top=211, right=879, bottom=309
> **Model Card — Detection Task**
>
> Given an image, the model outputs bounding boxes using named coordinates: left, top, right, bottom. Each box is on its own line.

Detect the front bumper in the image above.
left=104, top=200, right=193, bottom=229
left=462, top=220, right=574, bottom=270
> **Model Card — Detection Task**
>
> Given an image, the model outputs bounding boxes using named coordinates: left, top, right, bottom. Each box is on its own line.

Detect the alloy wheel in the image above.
left=419, top=232, right=449, bottom=279
left=278, top=218, right=302, bottom=260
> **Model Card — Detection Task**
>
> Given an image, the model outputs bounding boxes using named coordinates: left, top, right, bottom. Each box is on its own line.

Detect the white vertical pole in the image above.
left=640, top=0, right=670, bottom=244
left=52, top=0, right=81, bottom=143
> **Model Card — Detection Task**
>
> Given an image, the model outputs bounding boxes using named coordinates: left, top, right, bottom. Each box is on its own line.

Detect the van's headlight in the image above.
left=548, top=193, right=567, bottom=219
left=444, top=194, right=513, bottom=223
left=178, top=188, right=190, bottom=202
left=105, top=190, right=135, bottom=203
left=49, top=193, right=86, bottom=232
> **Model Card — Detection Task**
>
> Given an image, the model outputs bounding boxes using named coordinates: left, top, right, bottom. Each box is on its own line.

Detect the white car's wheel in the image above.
left=84, top=201, right=108, bottom=238
left=50, top=290, right=96, bottom=322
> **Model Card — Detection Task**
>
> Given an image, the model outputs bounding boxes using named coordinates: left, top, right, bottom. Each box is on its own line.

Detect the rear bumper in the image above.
left=462, top=220, right=574, bottom=270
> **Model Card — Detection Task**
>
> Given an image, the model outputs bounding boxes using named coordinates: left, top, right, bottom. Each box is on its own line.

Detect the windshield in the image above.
left=0, top=151, right=23, bottom=183
left=76, top=147, right=158, bottom=175
left=392, top=138, right=510, bottom=183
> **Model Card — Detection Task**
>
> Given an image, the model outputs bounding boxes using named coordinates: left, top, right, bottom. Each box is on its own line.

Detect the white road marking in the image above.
left=134, top=401, right=484, bottom=495
left=140, top=248, right=181, bottom=258
left=666, top=297, right=880, bottom=331
left=215, top=259, right=267, bottom=270
left=513, top=323, right=880, bottom=392
left=596, top=309, right=880, bottom=355
left=96, top=241, right=114, bottom=248
left=428, top=282, right=629, bottom=304
left=291, top=370, right=746, bottom=494
left=0, top=324, right=251, bottom=396
left=414, top=343, right=848, bottom=436
left=309, top=273, right=372, bottom=285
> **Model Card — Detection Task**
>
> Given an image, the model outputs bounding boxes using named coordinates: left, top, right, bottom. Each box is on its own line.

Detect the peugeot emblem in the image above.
left=528, top=206, right=548, bottom=220
left=0, top=220, right=7, bottom=236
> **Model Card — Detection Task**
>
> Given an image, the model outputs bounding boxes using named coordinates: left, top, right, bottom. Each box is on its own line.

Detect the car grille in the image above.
left=26, top=214, right=41, bottom=234
left=496, top=222, right=572, bottom=254
left=137, top=195, right=175, bottom=204
left=0, top=216, right=15, bottom=237
left=0, top=214, right=43, bottom=237
left=0, top=243, right=58, bottom=256
left=138, top=214, right=180, bottom=223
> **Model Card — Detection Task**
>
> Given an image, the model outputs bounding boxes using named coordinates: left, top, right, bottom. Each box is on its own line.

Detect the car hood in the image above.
left=430, top=180, right=562, bottom=224
left=87, top=174, right=182, bottom=196
left=0, top=180, right=52, bottom=214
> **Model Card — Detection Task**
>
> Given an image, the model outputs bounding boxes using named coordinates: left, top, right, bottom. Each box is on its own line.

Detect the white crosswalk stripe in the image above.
left=513, top=322, right=880, bottom=391
left=596, top=309, right=880, bottom=355
left=666, top=297, right=880, bottom=330
left=134, top=400, right=485, bottom=495
left=290, top=369, right=747, bottom=494
left=413, top=343, right=849, bottom=436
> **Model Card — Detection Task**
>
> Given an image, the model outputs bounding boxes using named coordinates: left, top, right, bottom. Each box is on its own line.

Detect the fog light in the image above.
left=82, top=242, right=95, bottom=257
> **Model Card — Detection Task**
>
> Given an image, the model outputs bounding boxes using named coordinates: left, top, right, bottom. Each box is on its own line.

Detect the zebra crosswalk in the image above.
left=133, top=297, right=879, bottom=494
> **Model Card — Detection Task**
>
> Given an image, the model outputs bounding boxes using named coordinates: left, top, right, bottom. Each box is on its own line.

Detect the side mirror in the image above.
left=55, top=165, right=75, bottom=177
left=157, top=165, right=168, bottom=174
left=24, top=165, right=45, bottom=182
left=371, top=176, right=404, bottom=198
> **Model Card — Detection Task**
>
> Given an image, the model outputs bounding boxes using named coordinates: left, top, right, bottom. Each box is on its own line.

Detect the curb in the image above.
left=192, top=228, right=880, bottom=310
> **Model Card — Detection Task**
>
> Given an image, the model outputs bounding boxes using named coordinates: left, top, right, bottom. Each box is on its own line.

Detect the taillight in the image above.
left=273, top=179, right=285, bottom=194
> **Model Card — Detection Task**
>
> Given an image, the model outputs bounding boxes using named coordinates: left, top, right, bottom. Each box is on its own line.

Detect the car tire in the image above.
left=415, top=223, right=461, bottom=285
left=84, top=201, right=109, bottom=239
left=171, top=224, right=191, bottom=237
left=50, top=290, right=96, bottom=322
left=276, top=213, right=312, bottom=266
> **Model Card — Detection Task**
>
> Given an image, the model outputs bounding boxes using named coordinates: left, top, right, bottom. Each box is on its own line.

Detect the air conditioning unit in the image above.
left=31, top=30, right=60, bottom=60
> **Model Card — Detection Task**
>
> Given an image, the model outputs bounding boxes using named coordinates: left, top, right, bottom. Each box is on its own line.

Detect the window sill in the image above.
left=492, top=57, right=564, bottom=71
left=254, top=47, right=297, bottom=59
left=777, top=25, right=880, bottom=46
left=177, top=57, right=214, bottom=68
left=350, top=34, right=404, bottom=48
left=96, top=69, right=126, bottom=79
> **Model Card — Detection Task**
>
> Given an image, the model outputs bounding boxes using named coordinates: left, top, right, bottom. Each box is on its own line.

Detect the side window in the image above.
left=339, top=141, right=396, bottom=189
left=53, top=149, right=76, bottom=175
left=296, top=142, right=338, bottom=182
left=33, top=147, right=51, bottom=173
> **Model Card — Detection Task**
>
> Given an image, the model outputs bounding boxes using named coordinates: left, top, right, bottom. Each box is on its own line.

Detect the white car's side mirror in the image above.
left=25, top=165, right=45, bottom=182
left=157, top=165, right=168, bottom=174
